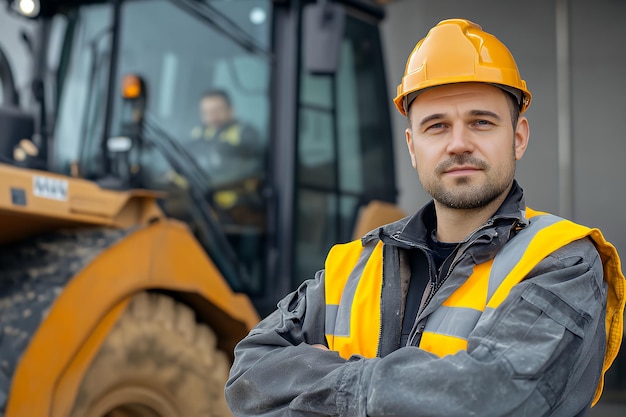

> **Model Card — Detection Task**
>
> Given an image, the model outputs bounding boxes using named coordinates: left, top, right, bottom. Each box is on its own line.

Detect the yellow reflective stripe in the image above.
left=325, top=240, right=363, bottom=304
left=488, top=218, right=592, bottom=308
left=442, top=259, right=493, bottom=309
left=325, top=241, right=384, bottom=359
left=348, top=241, right=383, bottom=358
left=420, top=331, right=468, bottom=357
left=486, top=214, right=562, bottom=304
left=589, top=228, right=624, bottom=365
left=222, top=125, right=241, bottom=145
left=331, top=243, right=380, bottom=337
left=325, top=240, right=365, bottom=351
left=524, top=207, right=546, bottom=218
left=588, top=228, right=625, bottom=406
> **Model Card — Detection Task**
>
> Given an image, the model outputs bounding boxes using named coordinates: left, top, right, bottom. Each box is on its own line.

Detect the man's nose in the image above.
left=445, top=124, right=475, bottom=154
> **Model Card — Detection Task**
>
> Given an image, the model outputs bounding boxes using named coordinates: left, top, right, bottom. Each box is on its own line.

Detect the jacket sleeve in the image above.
left=227, top=238, right=608, bottom=417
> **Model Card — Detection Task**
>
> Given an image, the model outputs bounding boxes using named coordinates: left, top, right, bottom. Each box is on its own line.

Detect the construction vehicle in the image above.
left=0, top=0, right=402, bottom=415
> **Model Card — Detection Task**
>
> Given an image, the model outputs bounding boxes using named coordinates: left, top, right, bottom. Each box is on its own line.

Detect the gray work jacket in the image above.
left=226, top=182, right=610, bottom=417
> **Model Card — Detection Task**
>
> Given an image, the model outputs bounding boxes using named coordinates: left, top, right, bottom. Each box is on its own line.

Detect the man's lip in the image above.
left=444, top=166, right=481, bottom=174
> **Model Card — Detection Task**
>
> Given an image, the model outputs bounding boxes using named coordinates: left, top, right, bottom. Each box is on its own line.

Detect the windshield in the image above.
left=53, top=0, right=272, bottom=290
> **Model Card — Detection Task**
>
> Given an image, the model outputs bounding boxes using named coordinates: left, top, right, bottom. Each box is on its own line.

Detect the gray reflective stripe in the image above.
left=325, top=304, right=339, bottom=335
left=423, top=306, right=483, bottom=339
left=486, top=214, right=562, bottom=302
left=326, top=242, right=378, bottom=337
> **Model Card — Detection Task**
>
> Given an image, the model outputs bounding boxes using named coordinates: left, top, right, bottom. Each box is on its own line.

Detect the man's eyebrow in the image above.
left=469, top=110, right=501, bottom=121
left=419, top=113, right=445, bottom=128
left=419, top=110, right=501, bottom=127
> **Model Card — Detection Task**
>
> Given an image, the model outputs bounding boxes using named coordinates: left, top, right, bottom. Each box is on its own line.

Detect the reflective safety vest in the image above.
left=324, top=208, right=624, bottom=405
left=190, top=123, right=242, bottom=145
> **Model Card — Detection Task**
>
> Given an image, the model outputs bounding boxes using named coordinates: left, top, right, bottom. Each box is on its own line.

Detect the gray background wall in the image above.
left=381, top=0, right=626, bottom=261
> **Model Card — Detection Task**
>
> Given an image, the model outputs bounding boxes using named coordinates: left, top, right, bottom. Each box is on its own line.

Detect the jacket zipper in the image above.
left=377, top=248, right=385, bottom=357
left=388, top=234, right=436, bottom=348
left=419, top=219, right=496, bottom=313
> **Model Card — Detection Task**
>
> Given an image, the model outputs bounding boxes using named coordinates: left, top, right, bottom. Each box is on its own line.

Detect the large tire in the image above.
left=0, top=228, right=127, bottom=414
left=70, top=292, right=232, bottom=417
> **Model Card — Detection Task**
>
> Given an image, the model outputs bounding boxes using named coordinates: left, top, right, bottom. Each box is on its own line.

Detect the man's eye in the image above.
left=473, top=120, right=494, bottom=128
left=426, top=123, right=445, bottom=131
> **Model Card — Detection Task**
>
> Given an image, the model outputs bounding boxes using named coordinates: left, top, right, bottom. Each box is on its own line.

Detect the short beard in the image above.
left=424, top=154, right=514, bottom=210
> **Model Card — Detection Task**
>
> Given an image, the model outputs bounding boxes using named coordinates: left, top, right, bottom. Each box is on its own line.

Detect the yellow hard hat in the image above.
left=394, top=19, right=532, bottom=116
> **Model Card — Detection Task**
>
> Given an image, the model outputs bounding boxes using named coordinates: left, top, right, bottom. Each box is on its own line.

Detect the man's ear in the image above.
left=406, top=128, right=417, bottom=168
left=514, top=117, right=530, bottom=161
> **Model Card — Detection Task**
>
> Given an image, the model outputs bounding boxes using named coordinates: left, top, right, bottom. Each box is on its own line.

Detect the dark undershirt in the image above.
left=429, top=231, right=458, bottom=273
left=400, top=231, right=457, bottom=346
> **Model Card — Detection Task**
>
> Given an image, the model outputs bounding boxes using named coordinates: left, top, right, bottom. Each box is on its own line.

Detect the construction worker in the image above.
left=225, top=18, right=625, bottom=417
left=190, top=89, right=260, bottom=149
left=183, top=89, right=264, bottom=226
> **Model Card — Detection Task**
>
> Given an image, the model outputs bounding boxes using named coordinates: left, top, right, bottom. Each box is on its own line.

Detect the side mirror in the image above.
left=118, top=74, right=147, bottom=143
left=101, top=74, right=147, bottom=187
left=302, top=0, right=345, bottom=75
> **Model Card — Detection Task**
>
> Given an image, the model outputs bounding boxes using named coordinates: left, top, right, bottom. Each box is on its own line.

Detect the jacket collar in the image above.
left=363, top=180, right=528, bottom=248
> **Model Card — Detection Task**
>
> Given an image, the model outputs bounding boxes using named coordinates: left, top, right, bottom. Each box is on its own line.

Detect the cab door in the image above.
left=293, top=2, right=397, bottom=287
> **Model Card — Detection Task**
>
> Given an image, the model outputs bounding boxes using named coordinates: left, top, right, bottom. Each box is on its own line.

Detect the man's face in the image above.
left=405, top=83, right=529, bottom=210
left=200, top=96, right=233, bottom=129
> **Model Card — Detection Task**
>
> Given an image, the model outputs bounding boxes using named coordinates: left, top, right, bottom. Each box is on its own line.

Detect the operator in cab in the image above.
left=173, top=89, right=266, bottom=228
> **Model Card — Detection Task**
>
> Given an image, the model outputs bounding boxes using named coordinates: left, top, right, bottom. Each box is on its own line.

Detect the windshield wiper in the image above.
left=171, top=0, right=272, bottom=59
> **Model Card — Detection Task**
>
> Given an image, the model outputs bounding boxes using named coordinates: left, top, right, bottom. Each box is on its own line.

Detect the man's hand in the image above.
left=311, top=344, right=329, bottom=350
